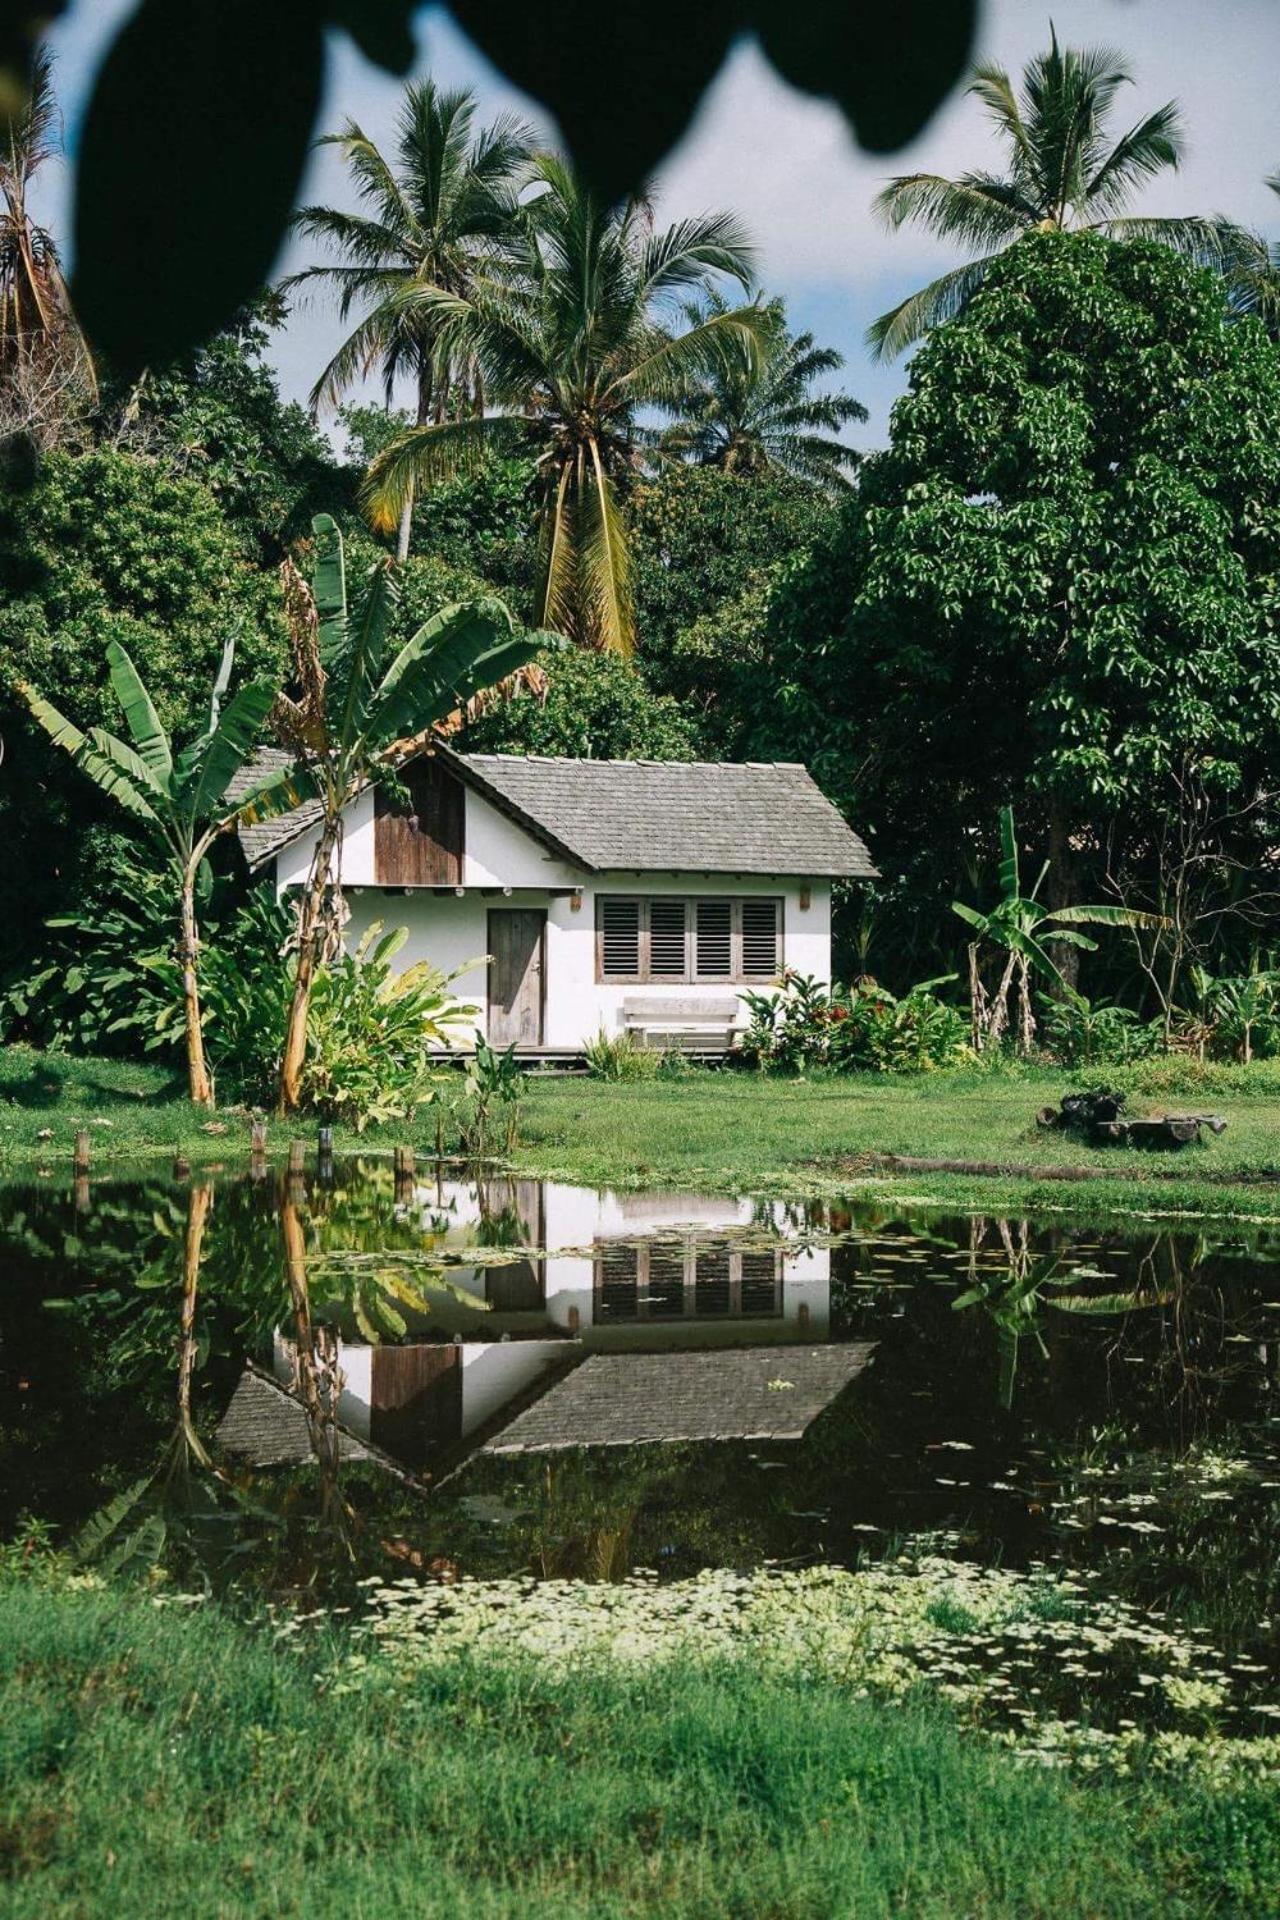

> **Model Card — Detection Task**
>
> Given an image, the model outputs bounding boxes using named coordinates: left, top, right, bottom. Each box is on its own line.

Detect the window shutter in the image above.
left=741, top=899, right=780, bottom=977
left=600, top=898, right=641, bottom=977
left=695, top=900, right=733, bottom=977
left=649, top=899, right=687, bottom=978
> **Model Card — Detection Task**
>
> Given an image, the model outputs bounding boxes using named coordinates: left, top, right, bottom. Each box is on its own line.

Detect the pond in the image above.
left=2, top=1160, right=1278, bottom=1681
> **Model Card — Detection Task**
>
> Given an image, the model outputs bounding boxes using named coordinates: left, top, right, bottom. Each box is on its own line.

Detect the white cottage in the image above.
left=236, top=748, right=875, bottom=1055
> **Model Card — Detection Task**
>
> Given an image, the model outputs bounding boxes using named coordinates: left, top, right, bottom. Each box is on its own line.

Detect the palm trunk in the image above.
left=176, top=1180, right=213, bottom=1467
left=178, top=868, right=213, bottom=1106
left=394, top=362, right=435, bottom=563
left=278, top=811, right=342, bottom=1115
left=280, top=1185, right=348, bottom=1540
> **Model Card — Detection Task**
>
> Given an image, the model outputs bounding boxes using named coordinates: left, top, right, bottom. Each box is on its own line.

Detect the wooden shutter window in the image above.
left=600, top=898, right=641, bottom=978
left=695, top=900, right=733, bottom=978
left=649, top=899, right=687, bottom=978
left=741, top=899, right=781, bottom=978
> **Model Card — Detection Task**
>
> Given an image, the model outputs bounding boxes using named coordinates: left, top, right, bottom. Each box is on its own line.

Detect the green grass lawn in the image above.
left=0, top=1572, right=1275, bottom=1919
left=4, top=1043, right=1280, bottom=1221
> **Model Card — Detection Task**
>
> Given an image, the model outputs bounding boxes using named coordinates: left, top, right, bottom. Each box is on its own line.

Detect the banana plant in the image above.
left=953, top=806, right=1164, bottom=1054
left=18, top=637, right=301, bottom=1105
left=272, top=513, right=545, bottom=1114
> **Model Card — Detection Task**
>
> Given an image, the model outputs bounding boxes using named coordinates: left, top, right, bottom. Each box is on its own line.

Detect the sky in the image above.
left=33, top=0, right=1280, bottom=451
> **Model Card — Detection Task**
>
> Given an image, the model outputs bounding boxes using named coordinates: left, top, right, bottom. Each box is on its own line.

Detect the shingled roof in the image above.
left=232, top=748, right=876, bottom=879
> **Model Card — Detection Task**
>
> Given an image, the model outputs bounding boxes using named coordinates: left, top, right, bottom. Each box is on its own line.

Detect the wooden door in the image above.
left=487, top=909, right=545, bottom=1048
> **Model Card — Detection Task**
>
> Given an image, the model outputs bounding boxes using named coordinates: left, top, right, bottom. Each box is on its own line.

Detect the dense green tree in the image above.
left=757, top=234, right=1280, bottom=992
left=111, top=304, right=343, bottom=556
left=285, top=81, right=532, bottom=558
left=363, top=154, right=764, bottom=652
left=627, top=463, right=837, bottom=748
left=342, top=413, right=537, bottom=611
left=868, top=33, right=1235, bottom=359
left=0, top=448, right=285, bottom=971
left=658, top=293, right=864, bottom=486
left=461, top=644, right=697, bottom=762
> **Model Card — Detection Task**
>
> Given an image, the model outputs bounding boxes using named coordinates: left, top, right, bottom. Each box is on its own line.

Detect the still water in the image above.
left=1, top=1160, right=1277, bottom=1655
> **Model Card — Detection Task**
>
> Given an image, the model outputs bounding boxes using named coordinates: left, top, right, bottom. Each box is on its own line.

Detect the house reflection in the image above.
left=272, top=1179, right=832, bottom=1471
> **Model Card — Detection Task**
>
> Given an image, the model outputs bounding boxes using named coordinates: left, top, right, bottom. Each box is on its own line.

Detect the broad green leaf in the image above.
left=18, top=686, right=159, bottom=823
left=106, top=641, right=172, bottom=786
left=188, top=681, right=278, bottom=821
left=311, top=513, right=348, bottom=666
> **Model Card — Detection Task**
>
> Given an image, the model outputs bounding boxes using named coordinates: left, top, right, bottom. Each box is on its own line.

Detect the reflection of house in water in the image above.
left=269, top=1179, right=833, bottom=1472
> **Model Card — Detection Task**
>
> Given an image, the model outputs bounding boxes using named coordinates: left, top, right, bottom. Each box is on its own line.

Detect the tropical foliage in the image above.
left=868, top=32, right=1238, bottom=358
left=952, top=809, right=1163, bottom=1055
left=268, top=513, right=542, bottom=1111
left=658, top=293, right=864, bottom=486
left=16, top=635, right=297, bottom=1103
left=0, top=45, right=95, bottom=444
left=362, top=154, right=765, bottom=652
left=286, top=82, right=532, bottom=558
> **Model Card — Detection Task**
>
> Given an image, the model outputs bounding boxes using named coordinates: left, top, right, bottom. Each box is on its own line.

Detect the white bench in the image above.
left=621, top=997, right=741, bottom=1053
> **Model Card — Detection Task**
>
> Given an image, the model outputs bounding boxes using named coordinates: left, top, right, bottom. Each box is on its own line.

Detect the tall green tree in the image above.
left=362, top=154, right=765, bottom=653
left=755, top=235, right=1280, bottom=997
left=658, top=293, right=864, bottom=487
left=271, top=514, right=543, bottom=1113
left=17, top=638, right=293, bottom=1105
left=284, top=82, right=532, bottom=558
left=868, top=32, right=1235, bottom=359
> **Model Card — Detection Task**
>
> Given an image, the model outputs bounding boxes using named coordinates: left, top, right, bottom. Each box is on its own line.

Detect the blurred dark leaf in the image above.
left=446, top=0, right=739, bottom=207
left=756, top=0, right=978, bottom=152
left=327, top=0, right=416, bottom=73
left=63, top=0, right=982, bottom=368
left=71, top=0, right=323, bottom=375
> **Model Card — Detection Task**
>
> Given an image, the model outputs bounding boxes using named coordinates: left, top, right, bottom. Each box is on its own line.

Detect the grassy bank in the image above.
left=0, top=1572, right=1275, bottom=1919
left=4, top=1044, right=1280, bottom=1221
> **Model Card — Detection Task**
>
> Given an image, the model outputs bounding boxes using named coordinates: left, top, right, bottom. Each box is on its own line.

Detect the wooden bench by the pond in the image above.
left=622, top=996, right=740, bottom=1052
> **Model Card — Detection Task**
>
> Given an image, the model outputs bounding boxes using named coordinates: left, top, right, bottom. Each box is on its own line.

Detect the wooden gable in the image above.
left=374, top=758, right=464, bottom=886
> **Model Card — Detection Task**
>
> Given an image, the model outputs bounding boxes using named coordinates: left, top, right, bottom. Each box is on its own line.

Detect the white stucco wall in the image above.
left=270, top=777, right=835, bottom=1050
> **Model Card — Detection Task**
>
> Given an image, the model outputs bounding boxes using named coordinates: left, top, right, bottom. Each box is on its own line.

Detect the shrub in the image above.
left=583, top=1028, right=664, bottom=1081
left=740, top=971, right=968, bottom=1074
left=457, top=1036, right=526, bottom=1158
left=300, top=923, right=475, bottom=1131
left=1040, top=987, right=1160, bottom=1070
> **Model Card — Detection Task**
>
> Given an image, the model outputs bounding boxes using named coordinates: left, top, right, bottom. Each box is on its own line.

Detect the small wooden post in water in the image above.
left=74, top=1129, right=91, bottom=1175
left=394, top=1143, right=416, bottom=1202
left=172, top=1155, right=191, bottom=1180
left=250, top=1118, right=268, bottom=1181
left=317, top=1126, right=335, bottom=1185
left=288, top=1139, right=307, bottom=1179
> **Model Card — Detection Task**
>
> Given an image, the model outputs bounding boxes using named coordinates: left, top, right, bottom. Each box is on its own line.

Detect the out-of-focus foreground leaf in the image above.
left=63, top=0, right=978, bottom=369
left=71, top=0, right=324, bottom=375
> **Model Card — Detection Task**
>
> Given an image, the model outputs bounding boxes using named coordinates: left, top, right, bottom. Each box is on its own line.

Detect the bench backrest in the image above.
left=622, top=996, right=740, bottom=1023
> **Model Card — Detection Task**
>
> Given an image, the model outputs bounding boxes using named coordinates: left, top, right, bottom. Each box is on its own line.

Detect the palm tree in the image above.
left=18, top=637, right=295, bottom=1106
left=868, top=32, right=1238, bottom=360
left=657, top=293, right=865, bottom=487
left=272, top=514, right=543, bottom=1113
left=953, top=806, right=1164, bottom=1055
left=284, top=82, right=533, bottom=558
left=0, top=45, right=95, bottom=438
left=1219, top=172, right=1280, bottom=334
left=361, top=154, right=766, bottom=654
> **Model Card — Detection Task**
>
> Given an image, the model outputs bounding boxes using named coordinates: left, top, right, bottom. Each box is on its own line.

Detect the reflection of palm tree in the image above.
left=363, top=155, right=764, bottom=653
left=285, top=82, right=533, bottom=560
left=658, top=293, right=865, bottom=488
left=868, top=33, right=1238, bottom=360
